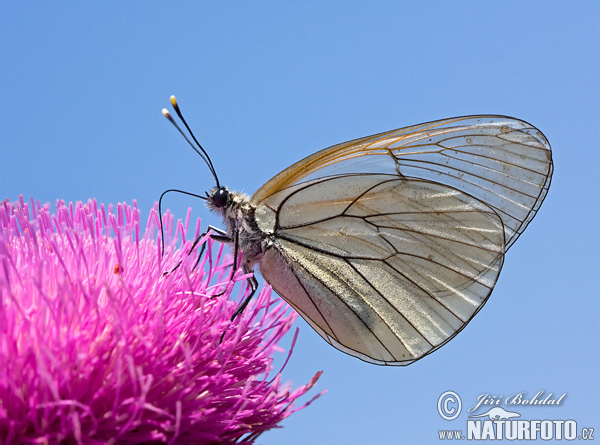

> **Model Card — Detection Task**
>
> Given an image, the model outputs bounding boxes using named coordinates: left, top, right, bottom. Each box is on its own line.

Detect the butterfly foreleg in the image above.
left=210, top=222, right=258, bottom=306
left=191, top=225, right=231, bottom=271
left=164, top=225, right=231, bottom=275
left=210, top=223, right=240, bottom=298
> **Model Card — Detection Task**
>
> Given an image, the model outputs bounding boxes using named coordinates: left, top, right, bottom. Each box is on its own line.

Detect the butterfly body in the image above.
left=164, top=98, right=553, bottom=366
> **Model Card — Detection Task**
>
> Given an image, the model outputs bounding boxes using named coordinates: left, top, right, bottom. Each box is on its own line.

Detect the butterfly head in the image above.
left=206, top=186, right=231, bottom=211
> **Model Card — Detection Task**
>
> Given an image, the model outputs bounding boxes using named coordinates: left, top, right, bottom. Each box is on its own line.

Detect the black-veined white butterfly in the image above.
left=160, top=96, right=553, bottom=366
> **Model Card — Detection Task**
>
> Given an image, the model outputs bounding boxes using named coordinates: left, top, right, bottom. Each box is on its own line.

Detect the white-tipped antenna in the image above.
left=162, top=96, right=221, bottom=188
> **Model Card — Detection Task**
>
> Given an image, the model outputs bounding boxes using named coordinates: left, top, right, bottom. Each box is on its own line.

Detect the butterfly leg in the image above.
left=191, top=225, right=231, bottom=271
left=164, top=225, right=231, bottom=275
left=230, top=264, right=258, bottom=321
left=219, top=264, right=258, bottom=343
left=211, top=224, right=240, bottom=298
left=216, top=224, right=258, bottom=320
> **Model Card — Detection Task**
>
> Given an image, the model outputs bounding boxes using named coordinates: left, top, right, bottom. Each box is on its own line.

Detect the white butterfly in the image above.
left=162, top=96, right=553, bottom=366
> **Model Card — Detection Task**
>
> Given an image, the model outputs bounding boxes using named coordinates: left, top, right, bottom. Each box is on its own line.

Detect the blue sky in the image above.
left=1, top=3, right=598, bottom=443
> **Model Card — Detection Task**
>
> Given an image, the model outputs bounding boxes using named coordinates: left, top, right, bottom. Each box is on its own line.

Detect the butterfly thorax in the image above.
left=206, top=186, right=266, bottom=268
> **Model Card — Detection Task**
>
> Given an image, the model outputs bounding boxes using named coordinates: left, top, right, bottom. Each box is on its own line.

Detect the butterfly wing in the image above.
left=255, top=174, right=505, bottom=365
left=252, top=115, right=553, bottom=250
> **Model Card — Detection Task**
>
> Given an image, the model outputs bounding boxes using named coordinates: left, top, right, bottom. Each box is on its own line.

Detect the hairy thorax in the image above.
left=206, top=187, right=267, bottom=268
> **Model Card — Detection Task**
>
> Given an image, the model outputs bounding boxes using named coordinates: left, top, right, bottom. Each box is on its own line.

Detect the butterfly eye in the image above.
left=212, top=187, right=229, bottom=208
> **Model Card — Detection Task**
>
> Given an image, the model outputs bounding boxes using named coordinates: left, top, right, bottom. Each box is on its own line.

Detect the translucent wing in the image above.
left=252, top=115, right=553, bottom=250
left=255, top=174, right=505, bottom=365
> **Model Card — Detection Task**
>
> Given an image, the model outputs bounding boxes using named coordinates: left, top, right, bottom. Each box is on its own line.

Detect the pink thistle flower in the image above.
left=0, top=197, right=323, bottom=444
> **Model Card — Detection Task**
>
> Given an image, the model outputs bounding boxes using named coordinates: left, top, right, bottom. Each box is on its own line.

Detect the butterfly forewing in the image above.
left=256, top=174, right=505, bottom=365
left=252, top=115, right=552, bottom=250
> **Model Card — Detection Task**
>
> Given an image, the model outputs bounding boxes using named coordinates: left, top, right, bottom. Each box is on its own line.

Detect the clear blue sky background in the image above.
left=1, top=3, right=598, bottom=444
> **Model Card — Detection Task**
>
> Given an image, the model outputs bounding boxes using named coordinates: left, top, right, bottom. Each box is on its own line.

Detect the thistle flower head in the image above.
left=0, top=197, right=323, bottom=443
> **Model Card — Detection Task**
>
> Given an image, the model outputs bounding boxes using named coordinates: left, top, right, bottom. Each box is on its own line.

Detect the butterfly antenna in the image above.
left=158, top=188, right=208, bottom=257
left=162, top=96, right=221, bottom=188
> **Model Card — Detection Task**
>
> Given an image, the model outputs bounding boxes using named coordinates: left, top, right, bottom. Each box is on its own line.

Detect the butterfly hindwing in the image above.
left=257, top=174, right=505, bottom=365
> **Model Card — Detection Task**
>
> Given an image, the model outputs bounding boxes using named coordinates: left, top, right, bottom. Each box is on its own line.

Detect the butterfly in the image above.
left=160, top=96, right=553, bottom=366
